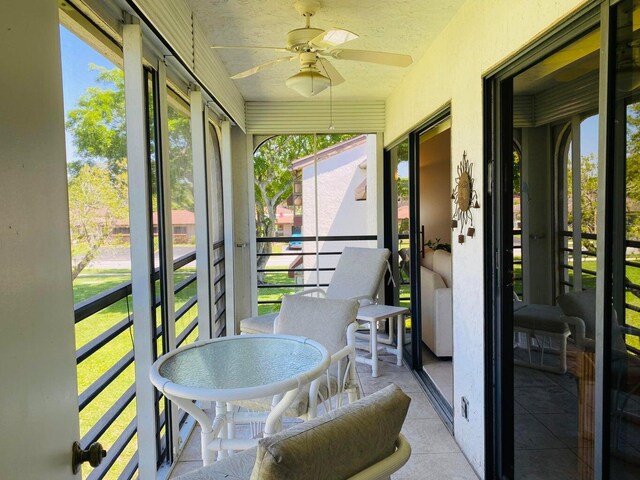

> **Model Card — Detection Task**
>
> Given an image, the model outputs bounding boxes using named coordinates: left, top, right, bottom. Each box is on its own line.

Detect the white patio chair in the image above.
left=231, top=295, right=361, bottom=427
left=241, top=246, right=391, bottom=335
left=174, top=384, right=412, bottom=480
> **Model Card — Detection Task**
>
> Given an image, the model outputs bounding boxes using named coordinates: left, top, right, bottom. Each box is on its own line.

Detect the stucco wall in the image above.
left=384, top=0, right=590, bottom=475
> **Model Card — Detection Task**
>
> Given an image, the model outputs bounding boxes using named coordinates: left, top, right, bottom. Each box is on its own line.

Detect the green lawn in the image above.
left=74, top=265, right=198, bottom=478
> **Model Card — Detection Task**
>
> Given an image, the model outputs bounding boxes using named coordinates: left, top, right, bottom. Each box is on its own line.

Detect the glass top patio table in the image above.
left=150, top=334, right=330, bottom=403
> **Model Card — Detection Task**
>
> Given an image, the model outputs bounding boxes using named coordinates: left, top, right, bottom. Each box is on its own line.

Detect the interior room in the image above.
left=418, top=123, right=454, bottom=407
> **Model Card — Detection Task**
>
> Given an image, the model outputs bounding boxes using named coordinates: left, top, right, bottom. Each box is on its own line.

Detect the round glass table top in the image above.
left=158, top=336, right=324, bottom=391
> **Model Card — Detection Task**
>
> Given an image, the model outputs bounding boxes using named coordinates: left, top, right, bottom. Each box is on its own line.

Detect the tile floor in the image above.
left=168, top=354, right=479, bottom=479
left=421, top=344, right=453, bottom=405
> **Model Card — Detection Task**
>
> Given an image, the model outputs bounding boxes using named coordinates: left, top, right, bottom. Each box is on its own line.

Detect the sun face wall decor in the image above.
left=451, top=151, right=479, bottom=243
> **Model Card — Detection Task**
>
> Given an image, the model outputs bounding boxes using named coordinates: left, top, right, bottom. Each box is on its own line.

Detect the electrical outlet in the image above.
left=461, top=396, right=469, bottom=421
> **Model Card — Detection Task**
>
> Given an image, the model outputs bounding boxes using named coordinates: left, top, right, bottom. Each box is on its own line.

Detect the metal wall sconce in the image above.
left=451, top=151, right=480, bottom=244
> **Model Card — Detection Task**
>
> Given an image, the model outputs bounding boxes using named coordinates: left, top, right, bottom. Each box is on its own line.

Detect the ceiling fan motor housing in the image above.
left=287, top=28, right=324, bottom=51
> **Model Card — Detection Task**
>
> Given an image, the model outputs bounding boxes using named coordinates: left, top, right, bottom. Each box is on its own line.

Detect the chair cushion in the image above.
left=250, top=384, right=410, bottom=480
left=173, top=447, right=256, bottom=480
left=325, top=247, right=390, bottom=302
left=514, top=304, right=568, bottom=334
left=232, top=374, right=339, bottom=418
left=274, top=295, right=358, bottom=356
left=240, top=312, right=278, bottom=334
left=432, top=250, right=452, bottom=288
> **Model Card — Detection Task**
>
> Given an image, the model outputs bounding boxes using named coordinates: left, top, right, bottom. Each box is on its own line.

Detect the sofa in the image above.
left=420, top=248, right=452, bottom=357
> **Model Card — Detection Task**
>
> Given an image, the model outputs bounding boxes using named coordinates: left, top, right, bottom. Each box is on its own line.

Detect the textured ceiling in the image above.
left=188, top=0, right=466, bottom=102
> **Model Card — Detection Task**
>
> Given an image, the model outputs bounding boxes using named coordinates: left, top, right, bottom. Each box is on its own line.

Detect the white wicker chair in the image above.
left=241, top=247, right=391, bottom=335
left=232, top=295, right=361, bottom=427
left=174, top=384, right=412, bottom=480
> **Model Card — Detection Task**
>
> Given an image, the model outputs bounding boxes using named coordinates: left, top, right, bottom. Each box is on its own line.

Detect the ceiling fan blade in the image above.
left=330, top=49, right=413, bottom=67
left=309, top=29, right=358, bottom=50
left=317, top=58, right=345, bottom=86
left=212, top=45, right=289, bottom=53
left=230, top=56, right=296, bottom=79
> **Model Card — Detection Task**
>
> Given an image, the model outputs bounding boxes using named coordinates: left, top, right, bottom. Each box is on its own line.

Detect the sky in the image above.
left=59, top=25, right=117, bottom=163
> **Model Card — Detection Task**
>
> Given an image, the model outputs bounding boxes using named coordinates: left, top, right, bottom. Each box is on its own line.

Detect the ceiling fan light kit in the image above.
left=286, top=68, right=331, bottom=97
left=214, top=0, right=413, bottom=97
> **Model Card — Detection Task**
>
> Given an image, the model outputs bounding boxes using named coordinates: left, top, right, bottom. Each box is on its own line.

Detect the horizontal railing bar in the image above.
left=176, top=318, right=198, bottom=347
left=214, top=289, right=225, bottom=305
left=213, top=256, right=225, bottom=267
left=257, top=235, right=377, bottom=243
left=560, top=281, right=573, bottom=286
left=625, top=303, right=640, bottom=313
left=79, top=350, right=134, bottom=411
left=215, top=307, right=226, bottom=322
left=175, top=297, right=197, bottom=322
left=120, top=452, right=138, bottom=480
left=75, top=285, right=131, bottom=324
left=213, top=272, right=225, bottom=286
left=257, top=267, right=334, bottom=273
left=86, top=417, right=137, bottom=480
left=582, top=268, right=597, bottom=276
left=175, top=273, right=197, bottom=295
left=81, top=384, right=136, bottom=447
left=77, top=317, right=132, bottom=364
left=172, top=251, right=197, bottom=271
left=258, top=251, right=343, bottom=257
left=213, top=240, right=224, bottom=250
left=257, top=283, right=329, bottom=289
left=625, top=260, right=640, bottom=268
left=581, top=251, right=597, bottom=258
left=627, top=344, right=640, bottom=355
left=560, top=264, right=574, bottom=270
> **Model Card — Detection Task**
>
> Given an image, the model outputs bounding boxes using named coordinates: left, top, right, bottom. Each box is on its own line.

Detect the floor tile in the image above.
left=514, top=414, right=565, bottom=450
left=392, top=452, right=479, bottom=479
left=514, top=385, right=578, bottom=414
left=514, top=449, right=581, bottom=480
left=533, top=412, right=579, bottom=448
left=170, top=461, right=202, bottom=478
left=401, top=418, right=460, bottom=454
left=404, top=389, right=440, bottom=419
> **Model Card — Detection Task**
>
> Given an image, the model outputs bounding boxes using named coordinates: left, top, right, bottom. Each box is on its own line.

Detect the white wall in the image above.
left=385, top=0, right=589, bottom=474
left=301, top=138, right=373, bottom=284
left=0, top=1, right=80, bottom=478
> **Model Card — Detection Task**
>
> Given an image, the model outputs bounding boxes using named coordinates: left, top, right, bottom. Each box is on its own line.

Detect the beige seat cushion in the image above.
left=232, top=374, right=339, bottom=418
left=250, top=384, right=410, bottom=480
left=241, top=312, right=277, bottom=334
left=173, top=447, right=256, bottom=480
left=514, top=304, right=568, bottom=334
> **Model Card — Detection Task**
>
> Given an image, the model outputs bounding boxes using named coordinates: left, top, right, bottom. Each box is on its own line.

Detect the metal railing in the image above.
left=256, top=235, right=377, bottom=311
left=74, top=243, right=225, bottom=479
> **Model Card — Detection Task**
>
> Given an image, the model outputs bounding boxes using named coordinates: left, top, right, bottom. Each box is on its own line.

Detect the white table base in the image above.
left=355, top=305, right=408, bottom=378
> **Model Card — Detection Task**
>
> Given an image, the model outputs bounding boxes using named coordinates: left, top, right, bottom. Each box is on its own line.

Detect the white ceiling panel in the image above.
left=188, top=0, right=466, bottom=102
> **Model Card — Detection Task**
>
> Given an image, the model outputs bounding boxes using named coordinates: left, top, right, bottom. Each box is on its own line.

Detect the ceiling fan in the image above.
left=212, top=0, right=413, bottom=97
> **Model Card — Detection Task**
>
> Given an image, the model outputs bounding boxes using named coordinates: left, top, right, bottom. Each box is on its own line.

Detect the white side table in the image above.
left=355, top=304, right=409, bottom=377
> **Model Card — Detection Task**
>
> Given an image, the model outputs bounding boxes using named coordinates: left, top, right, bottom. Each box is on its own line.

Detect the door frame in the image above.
left=483, top=2, right=614, bottom=478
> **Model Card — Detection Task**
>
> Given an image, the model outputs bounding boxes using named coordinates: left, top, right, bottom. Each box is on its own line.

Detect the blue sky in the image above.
left=59, top=25, right=117, bottom=162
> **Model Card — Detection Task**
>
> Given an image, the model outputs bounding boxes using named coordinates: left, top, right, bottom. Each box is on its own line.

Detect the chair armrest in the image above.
left=292, top=287, right=327, bottom=298
left=347, top=434, right=411, bottom=480
left=348, top=294, right=376, bottom=306
left=561, top=315, right=593, bottom=349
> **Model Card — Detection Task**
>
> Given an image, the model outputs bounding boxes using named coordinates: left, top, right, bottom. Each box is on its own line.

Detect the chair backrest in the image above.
left=250, top=384, right=411, bottom=480
left=325, top=247, right=390, bottom=303
left=274, top=295, right=358, bottom=356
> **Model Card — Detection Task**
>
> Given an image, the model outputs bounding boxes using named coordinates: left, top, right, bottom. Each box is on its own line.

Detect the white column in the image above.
left=247, top=134, right=259, bottom=316
left=190, top=89, right=213, bottom=339
left=571, top=115, right=583, bottom=292
left=123, top=17, right=157, bottom=479
left=0, top=2, right=80, bottom=478
left=221, top=119, right=236, bottom=335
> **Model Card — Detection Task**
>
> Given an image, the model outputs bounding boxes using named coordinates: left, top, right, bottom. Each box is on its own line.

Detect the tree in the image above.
left=254, top=134, right=355, bottom=283
left=66, top=66, right=195, bottom=277
left=68, top=164, right=128, bottom=280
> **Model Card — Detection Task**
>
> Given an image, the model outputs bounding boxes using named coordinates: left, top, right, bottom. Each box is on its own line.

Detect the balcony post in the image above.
left=190, top=88, right=213, bottom=339
left=221, top=119, right=237, bottom=335
left=122, top=15, right=157, bottom=479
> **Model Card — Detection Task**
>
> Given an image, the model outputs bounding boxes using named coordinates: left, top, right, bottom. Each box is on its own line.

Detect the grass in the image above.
left=74, top=264, right=198, bottom=478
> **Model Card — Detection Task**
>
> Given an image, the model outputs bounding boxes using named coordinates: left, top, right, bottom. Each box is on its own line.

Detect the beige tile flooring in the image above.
left=168, top=356, right=479, bottom=479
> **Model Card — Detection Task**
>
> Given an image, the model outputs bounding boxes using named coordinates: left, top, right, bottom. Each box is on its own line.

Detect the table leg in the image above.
left=215, top=401, right=228, bottom=460
left=396, top=314, right=404, bottom=366
left=226, top=402, right=235, bottom=454
left=264, top=388, right=299, bottom=436
left=371, top=320, right=379, bottom=378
